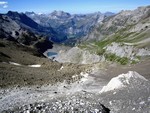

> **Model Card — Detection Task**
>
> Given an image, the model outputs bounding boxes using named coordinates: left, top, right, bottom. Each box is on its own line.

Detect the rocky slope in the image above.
left=84, top=5, right=150, bottom=41
left=1, top=70, right=149, bottom=113
left=6, top=11, right=55, bottom=35
left=76, top=6, right=150, bottom=65
left=0, top=11, right=57, bottom=52
left=99, top=71, right=150, bottom=113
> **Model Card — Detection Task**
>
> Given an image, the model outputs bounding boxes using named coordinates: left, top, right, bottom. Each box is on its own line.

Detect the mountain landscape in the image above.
left=76, top=6, right=150, bottom=64
left=0, top=11, right=55, bottom=53
left=25, top=11, right=114, bottom=45
left=0, top=4, right=150, bottom=113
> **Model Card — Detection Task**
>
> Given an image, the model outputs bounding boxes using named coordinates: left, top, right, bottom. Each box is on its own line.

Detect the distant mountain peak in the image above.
left=50, top=10, right=71, bottom=17
left=104, top=12, right=115, bottom=16
left=7, top=11, right=20, bottom=16
left=37, top=12, right=44, bottom=15
left=25, top=11, right=36, bottom=15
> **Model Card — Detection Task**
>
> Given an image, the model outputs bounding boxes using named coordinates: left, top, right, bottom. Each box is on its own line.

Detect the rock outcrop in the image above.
left=54, top=47, right=102, bottom=64
left=100, top=71, right=148, bottom=93
left=99, top=71, right=150, bottom=113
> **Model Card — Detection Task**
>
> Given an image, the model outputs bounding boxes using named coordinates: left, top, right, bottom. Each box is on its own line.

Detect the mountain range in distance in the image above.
left=0, top=5, right=150, bottom=48
left=0, top=10, right=115, bottom=45
left=25, top=11, right=114, bottom=44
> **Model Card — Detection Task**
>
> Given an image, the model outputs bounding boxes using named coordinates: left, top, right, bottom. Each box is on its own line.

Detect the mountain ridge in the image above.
left=25, top=11, right=115, bottom=45
left=0, top=11, right=54, bottom=53
left=73, top=5, right=150, bottom=65
left=83, top=5, right=150, bottom=41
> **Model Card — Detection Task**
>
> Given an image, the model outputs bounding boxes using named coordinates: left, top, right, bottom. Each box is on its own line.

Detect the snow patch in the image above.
left=139, top=101, right=145, bottom=105
left=109, top=101, right=112, bottom=105
left=7, top=62, right=41, bottom=68
left=94, top=109, right=99, bottom=112
left=100, top=71, right=148, bottom=93
left=132, top=108, right=135, bottom=110
left=9, top=62, right=21, bottom=66
left=58, top=66, right=64, bottom=71
left=28, top=64, right=41, bottom=67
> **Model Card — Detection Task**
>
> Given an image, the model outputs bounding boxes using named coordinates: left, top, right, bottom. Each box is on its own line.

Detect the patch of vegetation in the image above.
left=78, top=44, right=88, bottom=49
left=121, top=32, right=135, bottom=39
left=94, top=35, right=122, bottom=50
left=128, top=32, right=147, bottom=43
left=106, top=26, right=118, bottom=34
left=96, top=48, right=106, bottom=55
left=104, top=53, right=129, bottom=65
left=95, top=40, right=109, bottom=48
left=136, top=56, right=141, bottom=60
left=95, top=25, right=146, bottom=49
left=131, top=60, right=138, bottom=64
left=80, top=24, right=141, bottom=55
left=130, top=56, right=141, bottom=64
left=94, top=27, right=134, bottom=49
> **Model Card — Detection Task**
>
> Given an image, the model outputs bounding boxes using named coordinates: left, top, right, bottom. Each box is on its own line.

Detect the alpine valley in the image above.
left=0, top=5, right=150, bottom=113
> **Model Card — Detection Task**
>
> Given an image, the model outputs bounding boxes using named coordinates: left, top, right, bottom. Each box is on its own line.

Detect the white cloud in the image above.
left=0, top=1, right=7, bottom=5
left=0, top=1, right=8, bottom=9
left=3, top=4, right=8, bottom=8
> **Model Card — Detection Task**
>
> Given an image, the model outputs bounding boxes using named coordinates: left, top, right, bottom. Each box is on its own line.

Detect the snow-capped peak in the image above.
left=37, top=12, right=43, bottom=15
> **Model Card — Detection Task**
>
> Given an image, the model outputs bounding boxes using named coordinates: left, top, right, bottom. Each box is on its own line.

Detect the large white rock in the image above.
left=54, top=47, right=101, bottom=64
left=100, top=71, right=148, bottom=93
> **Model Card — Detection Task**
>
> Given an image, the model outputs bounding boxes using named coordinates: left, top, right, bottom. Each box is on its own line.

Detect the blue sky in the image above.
left=0, top=0, right=150, bottom=14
